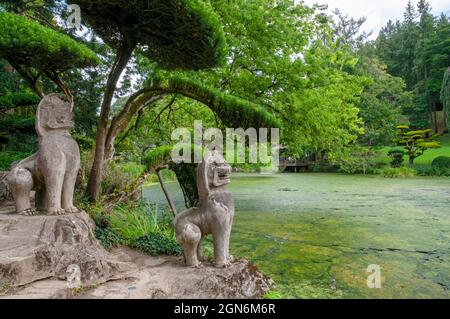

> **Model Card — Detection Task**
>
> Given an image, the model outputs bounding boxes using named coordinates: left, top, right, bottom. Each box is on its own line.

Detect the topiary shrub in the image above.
left=431, top=156, right=450, bottom=169
left=131, top=233, right=182, bottom=256
left=387, top=148, right=405, bottom=168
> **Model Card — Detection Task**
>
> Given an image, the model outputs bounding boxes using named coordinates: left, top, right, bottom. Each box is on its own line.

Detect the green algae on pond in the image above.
left=143, top=173, right=450, bottom=299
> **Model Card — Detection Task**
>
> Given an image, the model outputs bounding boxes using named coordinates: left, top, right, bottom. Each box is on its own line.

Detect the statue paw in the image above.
left=214, top=261, right=231, bottom=268
left=64, top=206, right=81, bottom=214
left=46, top=207, right=66, bottom=216
left=192, top=262, right=204, bottom=269
left=18, top=208, right=38, bottom=216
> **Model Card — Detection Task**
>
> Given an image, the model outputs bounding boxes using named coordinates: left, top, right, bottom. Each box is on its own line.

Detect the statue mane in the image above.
left=36, top=94, right=74, bottom=136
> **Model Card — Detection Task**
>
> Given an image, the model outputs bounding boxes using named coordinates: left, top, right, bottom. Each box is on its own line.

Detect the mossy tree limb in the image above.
left=79, top=0, right=228, bottom=201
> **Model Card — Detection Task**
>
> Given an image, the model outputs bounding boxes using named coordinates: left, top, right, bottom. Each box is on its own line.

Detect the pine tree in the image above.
left=404, top=1, right=417, bottom=24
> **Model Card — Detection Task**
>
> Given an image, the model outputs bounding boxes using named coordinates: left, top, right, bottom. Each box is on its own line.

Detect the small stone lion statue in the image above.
left=173, top=150, right=235, bottom=268
left=5, top=94, right=81, bottom=216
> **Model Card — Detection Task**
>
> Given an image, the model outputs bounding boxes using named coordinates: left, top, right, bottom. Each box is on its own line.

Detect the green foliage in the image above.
left=0, top=12, right=99, bottom=72
left=143, top=145, right=200, bottom=208
left=169, top=162, right=198, bottom=208
left=109, top=202, right=163, bottom=241
left=91, top=200, right=181, bottom=255
left=0, top=150, right=32, bottom=170
left=202, top=0, right=365, bottom=158
left=441, top=68, right=450, bottom=130
left=93, top=226, right=124, bottom=251
left=102, top=161, right=146, bottom=195
left=394, top=125, right=441, bottom=164
left=0, top=115, right=35, bottom=133
left=72, top=134, right=95, bottom=151
left=262, top=290, right=282, bottom=300
left=76, top=0, right=227, bottom=70
left=381, top=167, right=417, bottom=178
left=387, top=147, right=406, bottom=168
left=143, top=145, right=174, bottom=169
left=131, top=233, right=182, bottom=256
left=376, top=2, right=450, bottom=129
left=431, top=156, right=450, bottom=169
left=0, top=91, right=39, bottom=113
left=357, top=52, right=411, bottom=146
left=412, top=165, right=450, bottom=176
left=145, top=75, right=281, bottom=128
left=335, top=146, right=380, bottom=175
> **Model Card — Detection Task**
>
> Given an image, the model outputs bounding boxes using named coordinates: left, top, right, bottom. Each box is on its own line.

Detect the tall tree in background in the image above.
left=376, top=0, right=449, bottom=131
left=331, top=9, right=411, bottom=147
left=442, top=67, right=450, bottom=130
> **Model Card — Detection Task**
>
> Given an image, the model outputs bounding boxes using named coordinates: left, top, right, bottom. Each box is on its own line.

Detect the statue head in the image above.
left=37, top=94, right=74, bottom=133
left=197, top=150, right=231, bottom=196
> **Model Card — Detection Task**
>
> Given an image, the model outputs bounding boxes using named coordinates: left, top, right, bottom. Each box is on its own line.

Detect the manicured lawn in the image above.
left=376, top=134, right=450, bottom=166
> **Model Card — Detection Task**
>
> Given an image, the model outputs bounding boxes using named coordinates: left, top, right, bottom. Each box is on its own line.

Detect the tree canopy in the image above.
left=0, top=11, right=99, bottom=97
left=74, top=0, right=227, bottom=70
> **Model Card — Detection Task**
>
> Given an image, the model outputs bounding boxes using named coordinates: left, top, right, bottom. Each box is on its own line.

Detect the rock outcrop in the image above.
left=2, top=247, right=274, bottom=299
left=0, top=208, right=132, bottom=288
left=0, top=204, right=274, bottom=299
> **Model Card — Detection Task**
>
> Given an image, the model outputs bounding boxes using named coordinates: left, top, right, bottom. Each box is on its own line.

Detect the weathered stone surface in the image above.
left=0, top=172, right=9, bottom=201
left=4, top=94, right=81, bottom=216
left=174, top=150, right=235, bottom=268
left=2, top=247, right=274, bottom=299
left=0, top=209, right=132, bottom=288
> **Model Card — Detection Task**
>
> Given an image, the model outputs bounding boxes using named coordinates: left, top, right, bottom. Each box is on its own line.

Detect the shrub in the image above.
left=335, top=147, right=380, bottom=175
left=131, top=233, right=182, bottom=256
left=393, top=125, right=441, bottom=165
left=387, top=148, right=405, bottom=168
left=0, top=151, right=32, bottom=170
left=79, top=152, right=147, bottom=197
left=109, top=202, right=160, bottom=241
left=412, top=165, right=450, bottom=177
left=94, top=227, right=124, bottom=251
left=102, top=161, right=146, bottom=195
left=89, top=201, right=179, bottom=255
left=431, top=156, right=450, bottom=169
left=381, top=167, right=417, bottom=178
left=147, top=169, right=177, bottom=184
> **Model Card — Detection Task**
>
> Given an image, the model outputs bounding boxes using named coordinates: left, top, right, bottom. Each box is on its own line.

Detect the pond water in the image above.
left=143, top=173, right=450, bottom=299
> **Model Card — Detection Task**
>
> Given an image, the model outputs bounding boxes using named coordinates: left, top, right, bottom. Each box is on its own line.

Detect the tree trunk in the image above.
left=409, top=156, right=414, bottom=165
left=156, top=167, right=177, bottom=216
left=87, top=46, right=133, bottom=202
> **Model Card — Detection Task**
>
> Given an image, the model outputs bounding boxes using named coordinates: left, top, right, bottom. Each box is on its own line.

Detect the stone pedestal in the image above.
left=2, top=247, right=275, bottom=299
left=0, top=205, right=274, bottom=299
left=0, top=208, right=131, bottom=288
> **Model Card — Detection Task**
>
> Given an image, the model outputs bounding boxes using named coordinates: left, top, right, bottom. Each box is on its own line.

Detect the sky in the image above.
left=301, top=0, right=450, bottom=39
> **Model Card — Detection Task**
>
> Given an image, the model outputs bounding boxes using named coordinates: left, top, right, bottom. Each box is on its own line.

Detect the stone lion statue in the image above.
left=173, top=150, right=235, bottom=268
left=5, top=94, right=81, bottom=216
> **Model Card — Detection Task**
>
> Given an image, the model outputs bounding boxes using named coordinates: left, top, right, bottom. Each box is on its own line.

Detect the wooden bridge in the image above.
left=278, top=159, right=315, bottom=172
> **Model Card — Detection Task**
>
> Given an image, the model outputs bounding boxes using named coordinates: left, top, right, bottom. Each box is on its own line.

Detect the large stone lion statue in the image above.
left=173, top=150, right=235, bottom=268
left=5, top=94, right=81, bottom=216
